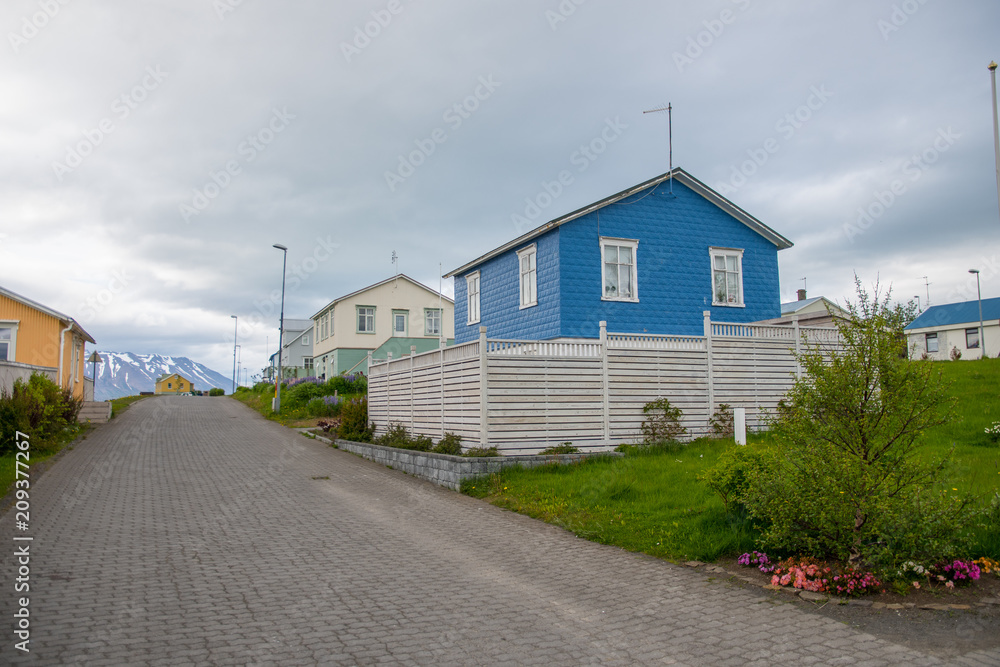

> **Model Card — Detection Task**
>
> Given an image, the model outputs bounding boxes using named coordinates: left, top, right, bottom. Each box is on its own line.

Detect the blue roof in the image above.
left=905, top=297, right=1000, bottom=330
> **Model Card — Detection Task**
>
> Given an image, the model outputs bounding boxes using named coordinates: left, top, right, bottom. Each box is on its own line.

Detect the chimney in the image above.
left=797, top=289, right=807, bottom=301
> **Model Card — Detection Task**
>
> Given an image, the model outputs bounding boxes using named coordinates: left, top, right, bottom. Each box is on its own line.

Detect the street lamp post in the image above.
left=87, top=351, right=102, bottom=400
left=273, top=244, right=288, bottom=412
left=969, top=269, right=985, bottom=358
left=230, top=315, right=238, bottom=394
left=990, top=61, right=1000, bottom=227
left=235, top=344, right=241, bottom=391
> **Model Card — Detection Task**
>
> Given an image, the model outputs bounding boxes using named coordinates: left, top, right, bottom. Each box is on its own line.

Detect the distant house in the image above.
left=904, top=297, right=1000, bottom=360
left=155, top=373, right=195, bottom=394
left=311, top=274, right=454, bottom=378
left=757, top=290, right=847, bottom=328
left=444, top=168, right=793, bottom=343
left=0, top=285, right=96, bottom=400
left=267, top=319, right=313, bottom=381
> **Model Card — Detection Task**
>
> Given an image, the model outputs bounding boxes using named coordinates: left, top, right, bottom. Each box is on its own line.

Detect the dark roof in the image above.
left=444, top=167, right=793, bottom=278
left=904, top=297, right=1000, bottom=330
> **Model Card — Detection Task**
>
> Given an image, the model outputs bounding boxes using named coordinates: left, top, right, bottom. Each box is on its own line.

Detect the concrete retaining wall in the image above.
left=333, top=439, right=619, bottom=491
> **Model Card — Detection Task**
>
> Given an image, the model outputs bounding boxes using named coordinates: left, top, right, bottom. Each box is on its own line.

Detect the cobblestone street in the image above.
left=1, top=396, right=998, bottom=665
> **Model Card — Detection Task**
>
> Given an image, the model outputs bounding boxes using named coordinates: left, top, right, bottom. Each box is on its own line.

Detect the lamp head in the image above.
left=273, top=243, right=287, bottom=251
left=990, top=61, right=998, bottom=72
left=969, top=269, right=980, bottom=275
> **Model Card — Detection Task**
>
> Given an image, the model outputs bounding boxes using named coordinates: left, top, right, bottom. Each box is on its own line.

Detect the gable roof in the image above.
left=781, top=296, right=846, bottom=316
left=0, top=284, right=96, bottom=344
left=310, top=274, right=453, bottom=319
left=155, top=373, right=193, bottom=384
left=905, top=297, right=1000, bottom=331
left=444, top=167, right=793, bottom=278
left=282, top=324, right=313, bottom=349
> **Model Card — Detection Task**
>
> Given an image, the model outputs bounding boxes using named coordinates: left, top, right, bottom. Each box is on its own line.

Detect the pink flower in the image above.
left=945, top=580, right=955, bottom=589
left=912, top=581, right=920, bottom=589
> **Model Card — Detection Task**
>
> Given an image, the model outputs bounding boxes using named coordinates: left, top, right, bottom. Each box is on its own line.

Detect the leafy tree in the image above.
left=742, top=278, right=978, bottom=567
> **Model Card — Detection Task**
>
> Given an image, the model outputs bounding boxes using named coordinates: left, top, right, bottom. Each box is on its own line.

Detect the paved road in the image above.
left=1, top=396, right=998, bottom=666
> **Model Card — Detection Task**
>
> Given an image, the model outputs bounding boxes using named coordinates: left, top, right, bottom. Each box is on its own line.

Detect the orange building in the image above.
left=0, top=285, right=96, bottom=400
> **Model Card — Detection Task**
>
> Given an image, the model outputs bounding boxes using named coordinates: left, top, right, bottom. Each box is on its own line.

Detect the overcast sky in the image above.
left=3, top=0, right=999, bottom=378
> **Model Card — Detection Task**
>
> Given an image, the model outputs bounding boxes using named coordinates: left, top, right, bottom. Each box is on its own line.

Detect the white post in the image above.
left=386, top=352, right=392, bottom=429
left=793, top=315, right=802, bottom=379
left=734, top=407, right=747, bottom=446
left=600, top=321, right=610, bottom=444
left=440, top=347, right=445, bottom=440
left=703, top=311, right=714, bottom=422
left=479, top=326, right=489, bottom=447
left=410, top=345, right=417, bottom=432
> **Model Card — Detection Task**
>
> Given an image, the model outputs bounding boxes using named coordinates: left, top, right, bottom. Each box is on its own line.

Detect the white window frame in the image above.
left=392, top=310, right=409, bottom=337
left=517, top=244, right=538, bottom=309
left=0, top=321, right=19, bottom=362
left=424, top=308, right=442, bottom=336
left=304, top=357, right=313, bottom=371
left=302, top=334, right=309, bottom=346
left=356, top=306, right=375, bottom=334
left=600, top=238, right=638, bottom=302
left=925, top=332, right=938, bottom=353
left=709, top=247, right=745, bottom=307
left=965, top=327, right=980, bottom=349
left=466, top=271, right=481, bottom=325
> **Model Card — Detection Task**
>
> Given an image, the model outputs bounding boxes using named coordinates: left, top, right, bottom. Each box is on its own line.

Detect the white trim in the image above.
left=356, top=305, right=376, bottom=334
left=600, top=237, right=639, bottom=302
left=0, top=321, right=18, bottom=363
left=466, top=272, right=481, bottom=325
left=709, top=247, right=745, bottom=307
left=517, top=244, right=538, bottom=309
left=424, top=308, right=442, bottom=336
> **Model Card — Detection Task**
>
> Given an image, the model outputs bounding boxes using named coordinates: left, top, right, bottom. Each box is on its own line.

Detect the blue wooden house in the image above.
left=445, top=168, right=793, bottom=343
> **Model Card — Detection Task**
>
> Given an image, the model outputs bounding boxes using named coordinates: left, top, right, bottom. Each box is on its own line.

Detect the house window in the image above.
left=710, top=248, right=744, bottom=306
left=357, top=306, right=375, bottom=334
left=304, top=357, right=313, bottom=371
left=167, top=382, right=172, bottom=389
left=466, top=271, right=481, bottom=324
left=925, top=333, right=938, bottom=353
left=0, top=324, right=14, bottom=361
left=425, top=309, right=442, bottom=336
left=966, top=328, right=980, bottom=349
left=601, top=238, right=638, bottom=301
left=392, top=310, right=408, bottom=336
left=517, top=245, right=537, bottom=308
left=302, top=334, right=309, bottom=346
left=319, top=314, right=327, bottom=340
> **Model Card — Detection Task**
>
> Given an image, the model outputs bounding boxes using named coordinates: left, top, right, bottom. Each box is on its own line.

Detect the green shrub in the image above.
left=432, top=432, right=464, bottom=455
left=337, top=397, right=373, bottom=442
left=327, top=373, right=367, bottom=395
left=640, top=398, right=686, bottom=444
left=699, top=441, right=773, bottom=515
left=708, top=404, right=735, bottom=438
left=306, top=396, right=342, bottom=418
left=740, top=279, right=979, bottom=566
left=0, top=373, right=81, bottom=455
left=540, top=443, right=580, bottom=455
left=208, top=387, right=225, bottom=396
left=463, top=446, right=501, bottom=457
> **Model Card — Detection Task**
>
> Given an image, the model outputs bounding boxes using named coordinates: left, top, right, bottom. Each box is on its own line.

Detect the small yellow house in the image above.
left=0, top=285, right=96, bottom=400
left=155, top=373, right=195, bottom=395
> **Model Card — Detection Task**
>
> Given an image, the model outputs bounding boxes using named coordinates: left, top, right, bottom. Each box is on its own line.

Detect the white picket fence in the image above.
left=0, top=362, right=59, bottom=396
left=368, top=312, right=841, bottom=453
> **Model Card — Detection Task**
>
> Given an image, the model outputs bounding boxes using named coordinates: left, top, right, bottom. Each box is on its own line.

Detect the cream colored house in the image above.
left=757, top=290, right=847, bottom=327
left=312, top=274, right=454, bottom=377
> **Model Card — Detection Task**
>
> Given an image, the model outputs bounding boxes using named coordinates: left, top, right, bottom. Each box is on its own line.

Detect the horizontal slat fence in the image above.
left=368, top=313, right=841, bottom=453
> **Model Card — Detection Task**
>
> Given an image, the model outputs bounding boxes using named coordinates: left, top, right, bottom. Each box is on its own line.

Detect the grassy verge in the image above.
left=109, top=395, right=147, bottom=418
left=0, top=423, right=88, bottom=500
left=231, top=387, right=364, bottom=428
left=464, top=358, right=1000, bottom=563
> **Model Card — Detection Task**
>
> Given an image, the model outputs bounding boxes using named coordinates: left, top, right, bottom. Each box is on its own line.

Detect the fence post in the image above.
left=386, top=352, right=392, bottom=428
left=600, top=321, right=610, bottom=444
left=440, top=347, right=445, bottom=441
left=704, top=310, right=715, bottom=420
left=410, top=345, right=417, bottom=433
left=734, top=407, right=747, bottom=445
left=793, top=315, right=802, bottom=379
left=479, top=326, right=489, bottom=447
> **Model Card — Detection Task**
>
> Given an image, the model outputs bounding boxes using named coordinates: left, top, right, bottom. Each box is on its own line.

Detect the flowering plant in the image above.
left=974, top=557, right=999, bottom=576
left=768, top=557, right=831, bottom=593
left=830, top=569, right=883, bottom=597
left=938, top=559, right=981, bottom=586
left=737, top=551, right=775, bottom=573
left=986, top=421, right=1000, bottom=443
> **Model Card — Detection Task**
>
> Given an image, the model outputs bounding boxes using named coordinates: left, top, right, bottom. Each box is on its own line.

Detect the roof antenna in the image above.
left=392, top=250, right=399, bottom=276
left=921, top=275, right=930, bottom=307
left=643, top=102, right=673, bottom=195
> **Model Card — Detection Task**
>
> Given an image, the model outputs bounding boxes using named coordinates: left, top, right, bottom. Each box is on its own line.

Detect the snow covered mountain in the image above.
left=89, top=352, right=232, bottom=401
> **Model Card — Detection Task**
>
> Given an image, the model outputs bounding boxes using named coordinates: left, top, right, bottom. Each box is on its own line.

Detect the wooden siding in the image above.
left=369, top=317, right=842, bottom=454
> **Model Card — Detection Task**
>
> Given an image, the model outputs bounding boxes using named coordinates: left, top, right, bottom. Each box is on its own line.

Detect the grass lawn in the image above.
left=463, top=358, right=1000, bottom=563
